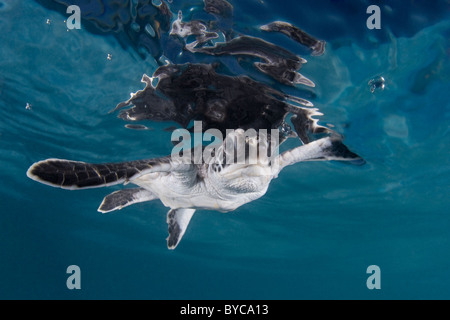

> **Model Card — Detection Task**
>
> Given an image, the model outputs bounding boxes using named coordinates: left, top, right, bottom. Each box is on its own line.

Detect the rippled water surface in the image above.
left=0, top=0, right=449, bottom=299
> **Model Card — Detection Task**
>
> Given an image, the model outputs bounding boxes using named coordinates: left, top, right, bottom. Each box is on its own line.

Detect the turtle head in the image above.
left=207, top=129, right=277, bottom=194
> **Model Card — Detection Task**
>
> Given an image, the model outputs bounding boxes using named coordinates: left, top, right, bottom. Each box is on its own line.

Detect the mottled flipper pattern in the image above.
left=27, top=157, right=172, bottom=190
left=167, top=208, right=196, bottom=249
left=98, top=188, right=157, bottom=213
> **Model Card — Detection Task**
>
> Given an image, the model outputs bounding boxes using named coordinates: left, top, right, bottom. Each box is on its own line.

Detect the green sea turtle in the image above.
left=27, top=130, right=363, bottom=249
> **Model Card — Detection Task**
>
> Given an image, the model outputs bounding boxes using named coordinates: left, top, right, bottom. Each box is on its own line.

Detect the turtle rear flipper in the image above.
left=98, top=188, right=157, bottom=213
left=167, top=208, right=196, bottom=249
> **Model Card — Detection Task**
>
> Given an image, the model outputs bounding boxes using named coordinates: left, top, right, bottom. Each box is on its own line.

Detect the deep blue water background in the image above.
left=0, top=0, right=449, bottom=299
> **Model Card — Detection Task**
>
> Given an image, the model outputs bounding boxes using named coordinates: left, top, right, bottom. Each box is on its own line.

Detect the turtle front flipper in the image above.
left=277, top=136, right=365, bottom=173
left=26, top=157, right=172, bottom=190
left=98, top=188, right=157, bottom=213
left=166, top=208, right=196, bottom=250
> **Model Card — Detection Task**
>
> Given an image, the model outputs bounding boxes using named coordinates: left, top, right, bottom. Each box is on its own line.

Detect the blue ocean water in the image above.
left=0, top=0, right=449, bottom=299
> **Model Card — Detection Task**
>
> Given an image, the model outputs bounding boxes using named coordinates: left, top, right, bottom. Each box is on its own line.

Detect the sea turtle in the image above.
left=27, top=130, right=363, bottom=249
left=114, top=63, right=325, bottom=144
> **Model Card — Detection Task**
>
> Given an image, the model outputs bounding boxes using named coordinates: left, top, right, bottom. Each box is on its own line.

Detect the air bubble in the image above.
left=368, top=76, right=385, bottom=93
